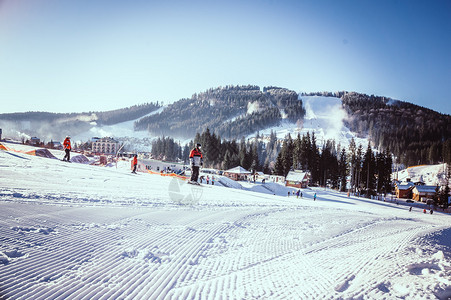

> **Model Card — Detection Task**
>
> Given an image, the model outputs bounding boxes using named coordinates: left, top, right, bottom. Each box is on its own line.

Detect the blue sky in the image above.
left=0, top=0, right=450, bottom=115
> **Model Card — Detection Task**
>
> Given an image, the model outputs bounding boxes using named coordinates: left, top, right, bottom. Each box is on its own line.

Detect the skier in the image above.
left=131, top=154, right=138, bottom=173
left=189, top=143, right=203, bottom=184
left=62, top=136, right=71, bottom=162
left=206, top=175, right=210, bottom=185
left=314, top=193, right=317, bottom=201
left=296, top=190, right=300, bottom=198
left=212, top=176, right=215, bottom=185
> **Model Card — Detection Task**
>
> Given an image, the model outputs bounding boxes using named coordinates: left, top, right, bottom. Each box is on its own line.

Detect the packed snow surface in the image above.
left=1, top=147, right=451, bottom=299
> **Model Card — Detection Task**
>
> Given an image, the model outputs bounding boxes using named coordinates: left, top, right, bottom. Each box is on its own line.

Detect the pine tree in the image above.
left=348, top=138, right=357, bottom=192
left=282, top=134, right=294, bottom=176
left=223, top=150, right=232, bottom=170
left=300, top=132, right=311, bottom=170
left=274, top=151, right=285, bottom=176
left=250, top=142, right=260, bottom=172
left=292, top=133, right=302, bottom=170
left=309, top=133, right=320, bottom=184
left=361, top=142, right=376, bottom=196
left=355, top=144, right=363, bottom=193
left=338, top=148, right=348, bottom=192
left=239, top=137, right=252, bottom=170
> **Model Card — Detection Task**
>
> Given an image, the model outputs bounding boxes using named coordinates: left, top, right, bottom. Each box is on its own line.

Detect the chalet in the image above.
left=285, top=170, right=310, bottom=188
left=223, top=166, right=251, bottom=181
left=395, top=182, right=414, bottom=199
left=412, top=185, right=437, bottom=202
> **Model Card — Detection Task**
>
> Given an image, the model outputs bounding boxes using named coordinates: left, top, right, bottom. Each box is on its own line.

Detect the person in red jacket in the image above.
left=131, top=154, right=138, bottom=173
left=189, top=143, right=203, bottom=183
left=62, top=136, right=71, bottom=161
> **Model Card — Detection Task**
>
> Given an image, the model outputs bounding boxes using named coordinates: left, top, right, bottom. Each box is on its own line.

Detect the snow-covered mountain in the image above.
left=69, top=96, right=368, bottom=152
left=1, top=144, right=450, bottom=299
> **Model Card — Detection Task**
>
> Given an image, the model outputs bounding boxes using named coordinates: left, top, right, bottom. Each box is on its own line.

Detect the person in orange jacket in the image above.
left=131, top=154, right=138, bottom=173
left=62, top=136, right=71, bottom=161
left=189, top=143, right=203, bottom=183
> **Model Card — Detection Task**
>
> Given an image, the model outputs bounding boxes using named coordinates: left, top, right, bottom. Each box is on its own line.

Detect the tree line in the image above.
left=273, top=133, right=392, bottom=196
left=150, top=128, right=394, bottom=196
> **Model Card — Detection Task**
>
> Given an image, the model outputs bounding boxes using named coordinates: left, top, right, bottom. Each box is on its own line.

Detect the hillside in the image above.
left=0, top=102, right=160, bottom=142
left=134, top=85, right=306, bottom=139
left=1, top=145, right=451, bottom=299
left=340, top=92, right=451, bottom=166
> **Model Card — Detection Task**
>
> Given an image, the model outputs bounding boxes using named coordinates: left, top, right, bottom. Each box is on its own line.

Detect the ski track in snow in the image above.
left=1, top=150, right=451, bottom=299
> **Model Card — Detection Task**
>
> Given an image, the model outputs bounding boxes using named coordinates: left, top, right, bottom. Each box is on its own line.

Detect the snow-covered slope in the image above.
left=1, top=145, right=451, bottom=299
left=395, top=163, right=449, bottom=186
left=254, top=96, right=368, bottom=147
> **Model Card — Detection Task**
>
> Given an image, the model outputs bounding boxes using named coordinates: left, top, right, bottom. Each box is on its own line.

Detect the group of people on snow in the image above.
left=126, top=142, right=205, bottom=184
left=58, top=138, right=206, bottom=185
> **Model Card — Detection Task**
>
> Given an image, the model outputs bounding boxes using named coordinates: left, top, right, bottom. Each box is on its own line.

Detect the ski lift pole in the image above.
left=116, top=143, right=126, bottom=169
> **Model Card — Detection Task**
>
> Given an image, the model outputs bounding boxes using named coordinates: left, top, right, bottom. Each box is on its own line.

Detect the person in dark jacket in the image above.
left=189, top=143, right=203, bottom=183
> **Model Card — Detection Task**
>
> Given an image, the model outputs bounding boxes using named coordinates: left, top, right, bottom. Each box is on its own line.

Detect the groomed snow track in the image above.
left=1, top=149, right=450, bottom=299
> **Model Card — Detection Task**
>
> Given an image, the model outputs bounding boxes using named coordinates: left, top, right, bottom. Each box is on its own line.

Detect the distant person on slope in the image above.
left=62, top=136, right=71, bottom=162
left=189, top=143, right=203, bottom=184
left=131, top=154, right=138, bottom=174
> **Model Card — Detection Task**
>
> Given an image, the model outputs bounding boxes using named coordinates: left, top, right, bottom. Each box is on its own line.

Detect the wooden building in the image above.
left=285, top=170, right=310, bottom=188
left=412, top=185, right=437, bottom=202
left=395, top=182, right=414, bottom=199
left=223, top=166, right=251, bottom=181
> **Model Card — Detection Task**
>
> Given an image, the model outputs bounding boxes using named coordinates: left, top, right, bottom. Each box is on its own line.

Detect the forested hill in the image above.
left=340, top=92, right=451, bottom=166
left=0, top=102, right=160, bottom=141
left=134, top=85, right=306, bottom=139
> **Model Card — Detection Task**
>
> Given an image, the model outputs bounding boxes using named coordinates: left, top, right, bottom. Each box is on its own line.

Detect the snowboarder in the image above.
left=131, top=154, right=138, bottom=173
left=409, top=207, right=412, bottom=212
left=430, top=209, right=433, bottom=214
left=314, top=193, right=317, bottom=201
left=189, top=143, right=203, bottom=184
left=62, top=136, right=71, bottom=161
